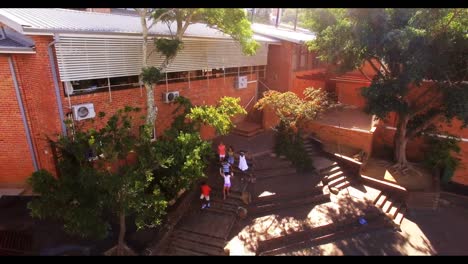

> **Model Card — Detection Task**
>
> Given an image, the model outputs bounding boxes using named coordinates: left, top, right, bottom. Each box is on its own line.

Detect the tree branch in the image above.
left=439, top=9, right=461, bottom=35
left=407, top=113, right=441, bottom=139
left=148, top=8, right=176, bottom=31
left=177, top=10, right=196, bottom=40
left=373, top=56, right=391, bottom=76
left=408, top=86, right=439, bottom=117
left=366, top=58, right=386, bottom=79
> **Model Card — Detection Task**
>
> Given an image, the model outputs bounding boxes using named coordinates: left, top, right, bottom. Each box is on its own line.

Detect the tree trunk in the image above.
left=394, top=113, right=409, bottom=167
left=140, top=10, right=158, bottom=128
left=117, top=210, right=126, bottom=255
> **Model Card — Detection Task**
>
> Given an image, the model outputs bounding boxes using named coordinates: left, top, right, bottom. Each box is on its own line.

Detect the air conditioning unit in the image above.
left=235, top=76, right=248, bottom=89
left=163, top=91, right=179, bottom=103
left=72, top=103, right=96, bottom=121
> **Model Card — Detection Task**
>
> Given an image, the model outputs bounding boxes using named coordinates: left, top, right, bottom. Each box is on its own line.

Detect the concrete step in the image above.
left=381, top=200, right=393, bottom=213
left=255, top=171, right=298, bottom=181
left=333, top=180, right=351, bottom=190
left=375, top=194, right=388, bottom=208
left=170, top=247, right=205, bottom=256
left=250, top=194, right=331, bottom=217
left=170, top=237, right=226, bottom=256
left=387, top=203, right=400, bottom=219
left=318, top=163, right=339, bottom=174
left=258, top=212, right=390, bottom=255
left=319, top=166, right=341, bottom=177
left=172, top=229, right=226, bottom=249
left=394, top=210, right=405, bottom=226
left=253, top=187, right=324, bottom=206
left=373, top=191, right=383, bottom=204
left=327, top=175, right=347, bottom=187
left=203, top=206, right=237, bottom=217
left=231, top=127, right=264, bottom=138
left=326, top=172, right=345, bottom=184
left=254, top=167, right=297, bottom=178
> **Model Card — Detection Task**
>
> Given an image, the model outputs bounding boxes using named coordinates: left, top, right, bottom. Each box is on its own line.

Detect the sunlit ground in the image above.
left=226, top=185, right=436, bottom=255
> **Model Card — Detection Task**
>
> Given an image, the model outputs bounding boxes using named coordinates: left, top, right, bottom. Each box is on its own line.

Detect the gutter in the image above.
left=47, top=34, right=67, bottom=135
left=0, top=47, right=36, bottom=54
left=8, top=56, right=39, bottom=171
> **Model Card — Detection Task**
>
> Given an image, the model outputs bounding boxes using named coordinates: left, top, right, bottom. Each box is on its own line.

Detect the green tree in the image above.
left=304, top=9, right=468, bottom=170
left=28, top=107, right=169, bottom=255
left=424, top=134, right=461, bottom=183
left=136, top=8, right=259, bottom=130
left=187, top=96, right=248, bottom=136
left=254, top=87, right=330, bottom=130
left=254, top=88, right=330, bottom=171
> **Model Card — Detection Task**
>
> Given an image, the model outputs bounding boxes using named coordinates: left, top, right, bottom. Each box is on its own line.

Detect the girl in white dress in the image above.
left=238, top=151, right=249, bottom=172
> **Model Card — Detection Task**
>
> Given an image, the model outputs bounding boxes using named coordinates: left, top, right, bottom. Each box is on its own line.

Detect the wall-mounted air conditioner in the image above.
left=236, top=76, right=248, bottom=89
left=163, top=91, right=180, bottom=103
left=72, top=103, right=96, bottom=121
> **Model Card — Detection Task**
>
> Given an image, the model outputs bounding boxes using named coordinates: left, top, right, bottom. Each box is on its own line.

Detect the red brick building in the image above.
left=253, top=23, right=468, bottom=186
left=0, top=9, right=278, bottom=187
left=0, top=10, right=466, bottom=188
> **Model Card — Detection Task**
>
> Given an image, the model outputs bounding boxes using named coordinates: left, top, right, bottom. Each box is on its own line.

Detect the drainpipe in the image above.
left=294, top=9, right=298, bottom=31
left=48, top=34, right=67, bottom=135
left=8, top=56, right=39, bottom=171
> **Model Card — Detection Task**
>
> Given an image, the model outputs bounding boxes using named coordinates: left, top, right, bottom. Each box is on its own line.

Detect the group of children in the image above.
left=200, top=141, right=249, bottom=210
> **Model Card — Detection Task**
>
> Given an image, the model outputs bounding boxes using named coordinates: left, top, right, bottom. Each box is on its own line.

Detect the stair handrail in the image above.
left=244, top=94, right=256, bottom=110
left=258, top=80, right=272, bottom=91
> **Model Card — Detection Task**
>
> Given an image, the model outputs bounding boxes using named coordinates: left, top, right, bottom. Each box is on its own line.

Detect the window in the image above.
left=294, top=45, right=325, bottom=72
left=65, top=75, right=139, bottom=96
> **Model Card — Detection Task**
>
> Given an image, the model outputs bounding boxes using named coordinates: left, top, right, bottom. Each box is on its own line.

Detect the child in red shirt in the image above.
left=200, top=181, right=211, bottom=209
left=218, top=141, right=226, bottom=161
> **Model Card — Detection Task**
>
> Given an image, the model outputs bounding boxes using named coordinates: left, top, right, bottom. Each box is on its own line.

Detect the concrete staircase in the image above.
left=249, top=189, right=331, bottom=217
left=257, top=210, right=392, bottom=255
left=231, top=121, right=264, bottom=137
left=318, top=164, right=354, bottom=195
left=373, top=191, right=407, bottom=227
left=164, top=229, right=228, bottom=256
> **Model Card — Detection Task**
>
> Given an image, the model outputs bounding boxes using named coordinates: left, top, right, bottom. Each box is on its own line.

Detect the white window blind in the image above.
left=55, top=36, right=269, bottom=81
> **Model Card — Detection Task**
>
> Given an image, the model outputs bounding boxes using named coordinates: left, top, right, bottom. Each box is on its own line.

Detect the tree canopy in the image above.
left=137, top=8, right=259, bottom=129
left=304, top=8, right=468, bottom=167
left=254, top=87, right=330, bottom=129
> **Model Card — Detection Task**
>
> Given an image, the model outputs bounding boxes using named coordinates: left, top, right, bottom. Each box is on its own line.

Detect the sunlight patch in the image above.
left=258, top=191, right=276, bottom=198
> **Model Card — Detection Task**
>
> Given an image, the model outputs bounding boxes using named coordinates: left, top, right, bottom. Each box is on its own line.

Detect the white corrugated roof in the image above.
left=251, top=23, right=315, bottom=44
left=0, top=8, right=278, bottom=43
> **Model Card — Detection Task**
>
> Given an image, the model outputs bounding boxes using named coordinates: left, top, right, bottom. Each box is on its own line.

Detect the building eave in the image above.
left=0, top=47, right=35, bottom=54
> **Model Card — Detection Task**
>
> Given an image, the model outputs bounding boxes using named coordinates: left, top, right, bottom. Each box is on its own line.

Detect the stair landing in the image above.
left=232, top=121, right=263, bottom=137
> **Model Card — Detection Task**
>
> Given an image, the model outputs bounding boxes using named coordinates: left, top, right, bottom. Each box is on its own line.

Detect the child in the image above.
left=227, top=145, right=235, bottom=166
left=220, top=170, right=233, bottom=200
left=218, top=141, right=226, bottom=161
left=200, top=181, right=211, bottom=209
left=220, top=158, right=231, bottom=176
left=238, top=151, right=249, bottom=172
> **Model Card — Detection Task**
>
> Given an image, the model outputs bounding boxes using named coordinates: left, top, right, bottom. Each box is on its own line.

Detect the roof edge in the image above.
left=0, top=47, right=36, bottom=54
left=0, top=13, right=25, bottom=33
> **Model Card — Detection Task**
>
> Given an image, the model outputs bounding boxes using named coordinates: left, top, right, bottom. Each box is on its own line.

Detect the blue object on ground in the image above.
left=359, top=217, right=367, bottom=225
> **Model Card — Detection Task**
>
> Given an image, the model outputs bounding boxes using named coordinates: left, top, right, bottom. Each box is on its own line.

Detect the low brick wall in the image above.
left=304, top=121, right=374, bottom=156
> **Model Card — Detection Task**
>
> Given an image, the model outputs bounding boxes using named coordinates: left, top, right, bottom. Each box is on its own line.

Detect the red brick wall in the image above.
left=1, top=33, right=257, bottom=185
left=264, top=41, right=294, bottom=92
left=262, top=105, right=280, bottom=130
left=12, top=35, right=62, bottom=179
left=305, top=121, right=374, bottom=155
left=62, top=74, right=257, bottom=140
left=336, top=80, right=370, bottom=109
left=0, top=55, right=36, bottom=186
left=291, top=69, right=327, bottom=98
left=372, top=125, right=468, bottom=185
